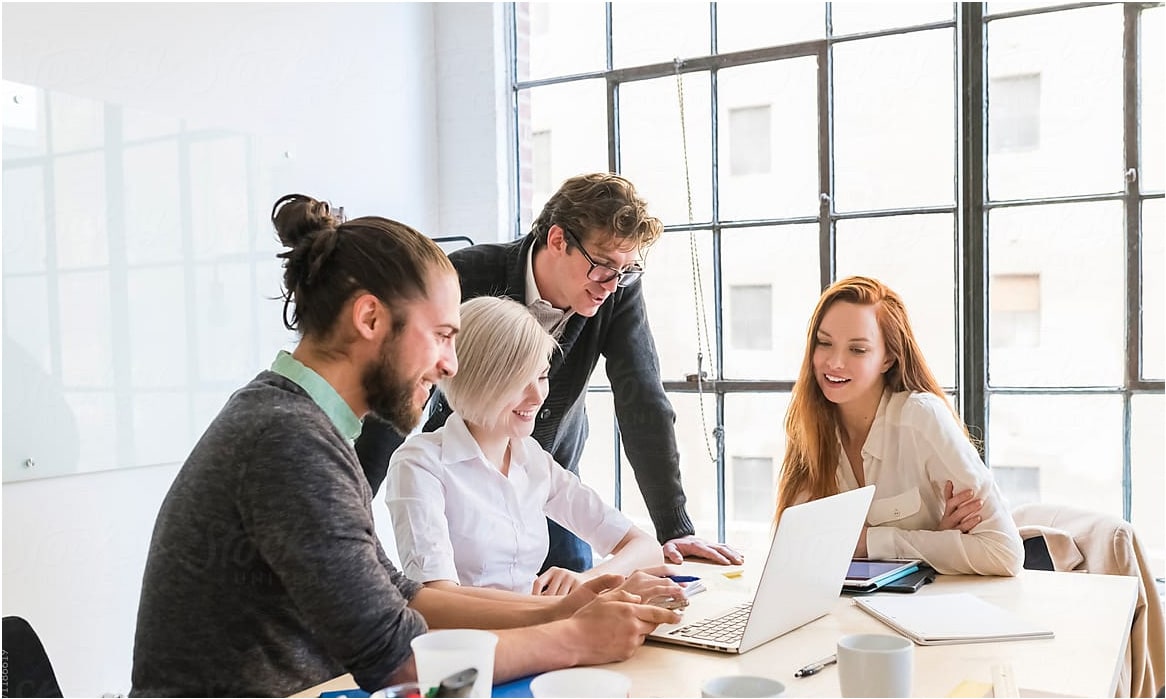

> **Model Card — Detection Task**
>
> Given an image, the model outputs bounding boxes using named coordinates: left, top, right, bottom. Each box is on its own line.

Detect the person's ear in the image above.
left=546, top=225, right=568, bottom=255
left=882, top=355, right=895, bottom=373
left=351, top=293, right=384, bottom=341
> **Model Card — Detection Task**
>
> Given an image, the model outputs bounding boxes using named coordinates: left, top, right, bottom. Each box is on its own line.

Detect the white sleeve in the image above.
left=384, top=443, right=460, bottom=584
left=541, top=451, right=632, bottom=557
left=865, top=397, right=1024, bottom=576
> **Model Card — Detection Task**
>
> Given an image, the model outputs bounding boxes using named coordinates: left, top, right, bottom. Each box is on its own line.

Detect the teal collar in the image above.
left=270, top=350, right=363, bottom=444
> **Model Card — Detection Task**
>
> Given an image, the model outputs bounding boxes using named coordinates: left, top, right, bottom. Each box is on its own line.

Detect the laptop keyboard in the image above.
left=670, top=602, right=752, bottom=643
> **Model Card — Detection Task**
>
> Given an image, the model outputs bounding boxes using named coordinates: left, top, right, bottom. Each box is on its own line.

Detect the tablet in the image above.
left=843, top=558, right=922, bottom=591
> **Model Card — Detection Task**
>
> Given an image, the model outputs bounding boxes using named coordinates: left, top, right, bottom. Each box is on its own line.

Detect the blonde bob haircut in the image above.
left=440, top=296, right=559, bottom=430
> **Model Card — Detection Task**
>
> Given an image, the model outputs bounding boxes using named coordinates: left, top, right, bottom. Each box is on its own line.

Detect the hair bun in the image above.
left=271, top=193, right=340, bottom=248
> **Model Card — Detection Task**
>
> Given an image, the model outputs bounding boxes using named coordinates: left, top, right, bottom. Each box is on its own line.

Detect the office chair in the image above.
left=2, top=616, right=64, bottom=698
left=1013, top=504, right=1164, bottom=697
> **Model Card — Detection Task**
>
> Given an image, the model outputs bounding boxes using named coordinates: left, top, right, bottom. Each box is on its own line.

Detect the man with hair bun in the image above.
left=358, top=172, right=742, bottom=572
left=129, top=194, right=680, bottom=698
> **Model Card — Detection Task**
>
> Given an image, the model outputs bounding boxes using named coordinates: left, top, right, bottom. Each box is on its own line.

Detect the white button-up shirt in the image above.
left=386, top=413, right=633, bottom=592
left=835, top=390, right=1024, bottom=576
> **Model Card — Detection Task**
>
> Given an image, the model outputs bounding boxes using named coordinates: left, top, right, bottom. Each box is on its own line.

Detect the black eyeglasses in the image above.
left=561, top=228, right=645, bottom=288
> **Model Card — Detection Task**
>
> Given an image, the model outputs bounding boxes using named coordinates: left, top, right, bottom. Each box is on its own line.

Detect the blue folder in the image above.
left=319, top=674, right=534, bottom=698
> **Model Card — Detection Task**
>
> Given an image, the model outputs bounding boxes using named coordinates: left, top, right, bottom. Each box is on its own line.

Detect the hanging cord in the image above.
left=674, top=58, right=718, bottom=465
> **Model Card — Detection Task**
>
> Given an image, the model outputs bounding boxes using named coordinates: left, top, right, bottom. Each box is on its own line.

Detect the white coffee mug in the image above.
left=701, top=674, right=786, bottom=697
left=836, top=633, right=914, bottom=698
left=410, top=629, right=498, bottom=698
left=530, top=668, right=631, bottom=698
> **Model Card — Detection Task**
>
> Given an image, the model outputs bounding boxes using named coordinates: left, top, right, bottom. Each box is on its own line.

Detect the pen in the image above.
left=666, top=575, right=701, bottom=583
left=793, top=653, right=837, bottom=678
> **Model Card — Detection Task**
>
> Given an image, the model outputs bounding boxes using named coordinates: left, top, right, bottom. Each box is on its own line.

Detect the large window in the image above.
left=509, top=3, right=1165, bottom=567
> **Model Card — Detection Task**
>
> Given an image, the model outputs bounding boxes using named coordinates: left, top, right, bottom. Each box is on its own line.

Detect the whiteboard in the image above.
left=2, top=81, right=297, bottom=482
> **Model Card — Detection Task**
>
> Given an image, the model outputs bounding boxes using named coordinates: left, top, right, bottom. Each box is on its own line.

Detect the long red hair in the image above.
left=775, top=276, right=967, bottom=521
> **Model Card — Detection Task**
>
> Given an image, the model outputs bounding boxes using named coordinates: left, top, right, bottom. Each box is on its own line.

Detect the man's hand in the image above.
left=532, top=566, right=584, bottom=596
left=615, top=570, right=684, bottom=604
left=661, top=535, right=744, bottom=565
left=939, top=480, right=983, bottom=533
left=566, top=588, right=681, bottom=665
left=551, top=573, right=625, bottom=618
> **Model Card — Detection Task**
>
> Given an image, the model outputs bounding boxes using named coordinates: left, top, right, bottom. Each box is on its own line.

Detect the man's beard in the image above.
left=362, top=334, right=424, bottom=436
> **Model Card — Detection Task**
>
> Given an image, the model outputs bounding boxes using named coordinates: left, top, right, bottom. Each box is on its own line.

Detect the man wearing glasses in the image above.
left=357, top=172, right=742, bottom=576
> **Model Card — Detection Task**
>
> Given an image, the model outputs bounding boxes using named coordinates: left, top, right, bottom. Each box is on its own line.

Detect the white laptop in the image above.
left=648, top=485, right=876, bottom=654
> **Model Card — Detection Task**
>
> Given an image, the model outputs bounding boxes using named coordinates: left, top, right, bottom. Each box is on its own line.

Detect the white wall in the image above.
left=2, top=3, right=507, bottom=695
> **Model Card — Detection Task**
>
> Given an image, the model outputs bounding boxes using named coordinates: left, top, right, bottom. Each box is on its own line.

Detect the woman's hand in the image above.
left=615, top=570, right=684, bottom=605
left=939, top=480, right=983, bottom=533
left=532, top=566, right=584, bottom=596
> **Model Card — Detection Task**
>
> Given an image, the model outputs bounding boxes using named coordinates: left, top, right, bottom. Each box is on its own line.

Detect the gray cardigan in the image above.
left=131, top=372, right=427, bottom=697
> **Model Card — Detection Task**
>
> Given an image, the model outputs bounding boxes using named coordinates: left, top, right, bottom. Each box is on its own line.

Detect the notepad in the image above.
left=854, top=592, right=1054, bottom=645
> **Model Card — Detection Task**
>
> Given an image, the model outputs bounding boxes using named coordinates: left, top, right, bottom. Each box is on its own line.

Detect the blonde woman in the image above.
left=387, top=296, right=663, bottom=596
left=777, top=276, right=1023, bottom=576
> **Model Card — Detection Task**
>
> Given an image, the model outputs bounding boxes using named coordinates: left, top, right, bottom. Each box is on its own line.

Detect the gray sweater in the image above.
left=130, top=372, right=427, bottom=697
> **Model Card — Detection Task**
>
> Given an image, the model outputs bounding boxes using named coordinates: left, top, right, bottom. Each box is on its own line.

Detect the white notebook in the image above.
left=854, top=592, right=1055, bottom=646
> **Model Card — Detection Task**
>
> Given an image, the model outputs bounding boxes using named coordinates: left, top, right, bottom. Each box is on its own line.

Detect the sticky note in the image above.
left=947, top=679, right=991, bottom=698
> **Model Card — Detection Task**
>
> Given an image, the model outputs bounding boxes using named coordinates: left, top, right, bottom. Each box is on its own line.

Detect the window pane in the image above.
left=517, top=3, right=607, bottom=82
left=640, top=230, right=716, bottom=381
left=196, top=262, right=258, bottom=384
left=54, top=151, right=108, bottom=269
left=1142, top=7, right=1164, bottom=193
left=1143, top=200, right=1164, bottom=380
left=618, top=393, right=720, bottom=539
left=718, top=58, right=819, bottom=221
left=59, top=271, right=113, bottom=388
left=836, top=214, right=957, bottom=387
left=717, top=3, right=824, bottom=53
left=988, top=202, right=1123, bottom=387
left=989, top=394, right=1123, bottom=517
left=619, top=74, right=713, bottom=225
left=1131, top=394, right=1164, bottom=578
left=580, top=391, right=619, bottom=504
left=987, top=6, right=1123, bottom=200
left=2, top=165, right=47, bottom=274
left=725, top=393, right=791, bottom=554
left=833, top=29, right=955, bottom=211
left=128, top=267, right=187, bottom=388
left=517, top=80, right=609, bottom=236
left=3, top=276, right=51, bottom=373
left=190, top=137, right=250, bottom=260
left=124, top=142, right=182, bottom=265
left=722, top=225, right=821, bottom=380
left=831, top=2, right=953, bottom=36
left=612, top=3, right=710, bottom=68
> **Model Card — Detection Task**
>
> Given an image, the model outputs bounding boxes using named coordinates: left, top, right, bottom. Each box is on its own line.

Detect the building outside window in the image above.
left=729, top=284, right=773, bottom=351
left=990, top=273, right=1041, bottom=348
left=989, top=73, right=1041, bottom=153
left=729, top=105, right=772, bottom=176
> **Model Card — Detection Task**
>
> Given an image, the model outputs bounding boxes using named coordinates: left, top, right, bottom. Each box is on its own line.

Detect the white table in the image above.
left=298, top=564, right=1137, bottom=698
left=605, top=560, right=1137, bottom=697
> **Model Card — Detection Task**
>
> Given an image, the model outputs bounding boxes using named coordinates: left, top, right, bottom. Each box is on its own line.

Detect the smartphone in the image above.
left=646, top=594, right=690, bottom=610
left=878, top=567, right=936, bottom=593
left=431, top=668, right=478, bottom=698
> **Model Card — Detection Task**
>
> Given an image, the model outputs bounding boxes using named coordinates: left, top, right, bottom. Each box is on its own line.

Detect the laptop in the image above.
left=648, top=485, right=875, bottom=654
